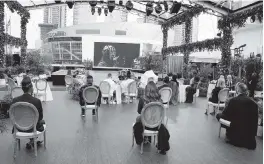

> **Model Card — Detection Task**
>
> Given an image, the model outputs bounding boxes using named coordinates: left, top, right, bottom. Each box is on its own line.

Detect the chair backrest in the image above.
left=36, top=79, right=47, bottom=91
left=128, top=81, right=137, bottom=94
left=218, top=88, right=229, bottom=102
left=82, top=86, right=99, bottom=104
left=99, top=81, right=111, bottom=95
left=65, top=75, right=73, bottom=85
left=7, top=78, right=17, bottom=89
left=141, top=102, right=165, bottom=129
left=159, top=87, right=172, bottom=104
left=11, top=87, right=24, bottom=98
left=9, top=102, right=39, bottom=132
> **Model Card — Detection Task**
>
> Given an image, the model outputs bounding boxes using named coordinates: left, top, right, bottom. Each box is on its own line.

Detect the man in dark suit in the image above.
left=158, top=76, right=170, bottom=90
left=79, top=75, right=102, bottom=117
left=12, top=76, right=45, bottom=149
left=216, top=83, right=258, bottom=150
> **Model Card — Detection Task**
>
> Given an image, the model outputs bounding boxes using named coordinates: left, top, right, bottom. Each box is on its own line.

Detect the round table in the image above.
left=178, top=85, right=189, bottom=103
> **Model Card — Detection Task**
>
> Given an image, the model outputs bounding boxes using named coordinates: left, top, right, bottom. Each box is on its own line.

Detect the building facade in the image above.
left=73, top=4, right=97, bottom=25
left=43, top=6, right=67, bottom=28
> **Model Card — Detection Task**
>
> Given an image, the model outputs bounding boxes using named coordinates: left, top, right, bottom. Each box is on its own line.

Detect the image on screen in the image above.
left=94, top=42, right=140, bottom=68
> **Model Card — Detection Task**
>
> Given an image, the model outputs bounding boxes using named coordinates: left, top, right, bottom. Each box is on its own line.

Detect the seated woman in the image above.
left=185, top=77, right=200, bottom=103
left=226, top=75, right=234, bottom=91
left=133, top=81, right=170, bottom=155
left=205, top=77, right=226, bottom=115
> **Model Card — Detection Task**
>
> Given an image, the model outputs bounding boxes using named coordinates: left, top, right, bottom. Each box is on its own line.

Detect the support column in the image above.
left=161, top=26, right=168, bottom=77
left=0, top=2, right=5, bottom=67
left=221, top=26, right=233, bottom=75
left=20, top=16, right=28, bottom=66
left=183, top=18, right=192, bottom=78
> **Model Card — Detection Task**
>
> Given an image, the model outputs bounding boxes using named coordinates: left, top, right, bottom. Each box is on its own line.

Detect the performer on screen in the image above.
left=98, top=45, right=125, bottom=67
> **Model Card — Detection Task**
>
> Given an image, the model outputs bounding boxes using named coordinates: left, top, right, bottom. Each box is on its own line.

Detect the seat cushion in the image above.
left=16, top=125, right=46, bottom=138
left=102, top=94, right=110, bottom=97
left=85, top=105, right=97, bottom=109
left=143, top=129, right=158, bottom=136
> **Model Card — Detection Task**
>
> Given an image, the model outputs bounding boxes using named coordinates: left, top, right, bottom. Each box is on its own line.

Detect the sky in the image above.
left=4, top=5, right=217, bottom=49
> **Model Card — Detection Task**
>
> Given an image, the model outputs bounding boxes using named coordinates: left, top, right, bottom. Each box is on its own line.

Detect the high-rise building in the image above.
left=173, top=17, right=199, bottom=46
left=73, top=4, right=97, bottom=25
left=38, top=24, right=58, bottom=41
left=43, top=6, right=67, bottom=28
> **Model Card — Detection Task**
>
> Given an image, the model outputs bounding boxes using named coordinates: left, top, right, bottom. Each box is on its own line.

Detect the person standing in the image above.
left=248, top=72, right=258, bottom=98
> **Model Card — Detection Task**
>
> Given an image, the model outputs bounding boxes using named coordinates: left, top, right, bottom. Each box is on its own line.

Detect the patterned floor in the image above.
left=0, top=91, right=262, bottom=164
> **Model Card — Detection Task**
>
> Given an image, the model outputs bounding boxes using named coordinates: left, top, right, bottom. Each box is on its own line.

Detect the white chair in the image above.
left=219, top=118, right=231, bottom=137
left=159, top=87, right=172, bottom=126
left=99, top=81, right=112, bottom=104
left=207, top=88, right=229, bottom=114
left=64, top=75, right=73, bottom=93
left=7, top=78, right=17, bottom=94
left=9, top=102, right=47, bottom=158
left=82, top=86, right=100, bottom=120
left=125, top=81, right=137, bottom=103
left=35, top=79, right=47, bottom=102
left=132, top=102, right=165, bottom=154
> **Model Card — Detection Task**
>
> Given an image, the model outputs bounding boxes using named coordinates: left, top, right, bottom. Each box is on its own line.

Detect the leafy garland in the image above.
left=162, top=38, right=223, bottom=55
left=0, top=1, right=30, bottom=67
left=218, top=4, right=263, bottom=75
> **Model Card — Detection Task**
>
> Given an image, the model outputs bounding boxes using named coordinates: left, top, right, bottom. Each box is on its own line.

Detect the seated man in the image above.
left=103, top=73, right=117, bottom=103
left=79, top=75, right=102, bottom=117
left=158, top=76, right=170, bottom=90
left=216, top=83, right=258, bottom=150
left=12, top=76, right=45, bottom=149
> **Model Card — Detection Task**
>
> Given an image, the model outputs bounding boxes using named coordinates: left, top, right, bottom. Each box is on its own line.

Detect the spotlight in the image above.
left=66, top=1, right=74, bottom=9
left=126, top=0, right=133, bottom=11
left=108, top=1, right=115, bottom=13
left=98, top=7, right=102, bottom=16
left=170, top=1, right=181, bottom=14
left=89, top=1, right=97, bottom=7
left=104, top=8, right=108, bottom=16
left=163, top=1, right=168, bottom=12
left=155, top=3, right=162, bottom=14
left=217, top=32, right=222, bottom=37
left=55, top=0, right=61, bottom=4
left=119, top=0, right=123, bottom=6
left=100, top=0, right=104, bottom=3
left=250, top=15, right=255, bottom=23
left=146, top=2, right=153, bottom=16
left=91, top=7, right=95, bottom=15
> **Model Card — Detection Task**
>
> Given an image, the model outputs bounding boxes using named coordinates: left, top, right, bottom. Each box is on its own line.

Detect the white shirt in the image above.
left=104, top=78, right=117, bottom=95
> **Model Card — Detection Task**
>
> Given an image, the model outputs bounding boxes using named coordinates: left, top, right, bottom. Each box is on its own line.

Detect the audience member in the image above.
left=185, top=84, right=196, bottom=103
left=103, top=73, right=117, bottom=103
left=247, top=72, right=258, bottom=98
left=11, top=76, right=45, bottom=149
left=120, top=72, right=134, bottom=96
left=205, top=77, right=226, bottom=115
left=216, top=83, right=258, bottom=150
left=134, top=81, right=170, bottom=155
left=158, top=76, right=170, bottom=90
left=169, top=75, right=179, bottom=105
left=226, top=75, right=234, bottom=90
left=79, top=75, right=102, bottom=117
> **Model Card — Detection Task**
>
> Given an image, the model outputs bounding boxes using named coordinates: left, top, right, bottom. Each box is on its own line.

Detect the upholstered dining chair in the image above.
left=159, top=87, right=172, bottom=126
left=35, top=79, right=48, bottom=102
left=7, top=77, right=17, bottom=94
left=132, top=102, right=165, bottom=154
left=82, top=86, right=100, bottom=120
left=9, top=102, right=47, bottom=158
left=207, top=88, right=229, bottom=115
left=99, top=81, right=112, bottom=104
left=64, top=75, right=74, bottom=93
left=126, top=81, right=137, bottom=103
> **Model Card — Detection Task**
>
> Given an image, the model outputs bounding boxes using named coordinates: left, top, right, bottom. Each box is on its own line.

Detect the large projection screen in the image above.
left=94, top=42, right=140, bottom=68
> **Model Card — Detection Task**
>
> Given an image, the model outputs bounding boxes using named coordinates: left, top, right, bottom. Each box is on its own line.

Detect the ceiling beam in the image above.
left=232, top=1, right=263, bottom=14
left=194, top=1, right=229, bottom=15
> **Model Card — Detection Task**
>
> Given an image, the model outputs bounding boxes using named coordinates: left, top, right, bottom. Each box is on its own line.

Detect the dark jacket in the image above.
left=185, top=86, right=196, bottom=103
left=219, top=94, right=258, bottom=149
left=133, top=123, right=170, bottom=151
left=79, top=83, right=102, bottom=106
left=209, top=87, right=222, bottom=103
left=12, top=93, right=44, bottom=132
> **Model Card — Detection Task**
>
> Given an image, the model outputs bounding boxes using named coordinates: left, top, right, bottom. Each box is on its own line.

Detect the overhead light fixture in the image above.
left=108, top=1, right=116, bottom=13
left=100, top=0, right=104, bottom=3
left=170, top=1, right=181, bottom=14
left=126, top=0, right=133, bottom=11
left=146, top=2, right=153, bottom=16
left=104, top=8, right=108, bottom=16
left=55, top=0, right=61, bottom=4
left=66, top=1, right=74, bottom=9
left=91, top=7, right=95, bottom=15
left=89, top=1, right=97, bottom=7
left=250, top=15, right=255, bottom=23
left=119, top=0, right=123, bottom=6
left=155, top=3, right=162, bottom=14
left=163, top=1, right=168, bottom=12
left=98, top=7, right=102, bottom=16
